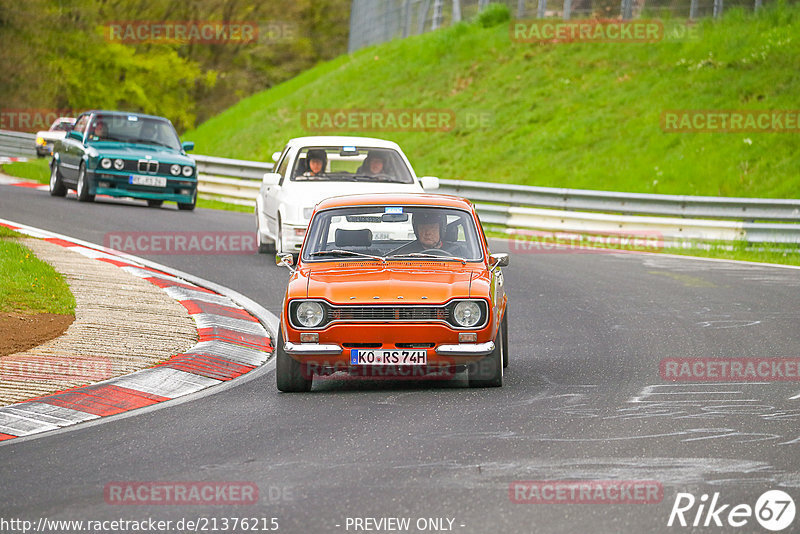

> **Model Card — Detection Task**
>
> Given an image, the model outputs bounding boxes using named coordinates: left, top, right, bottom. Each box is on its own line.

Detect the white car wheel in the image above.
left=256, top=214, right=275, bottom=254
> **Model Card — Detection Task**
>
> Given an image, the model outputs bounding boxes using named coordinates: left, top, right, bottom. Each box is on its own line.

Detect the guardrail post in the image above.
left=417, top=0, right=431, bottom=34
left=754, top=0, right=761, bottom=10
left=621, top=0, right=633, bottom=20
left=689, top=0, right=698, bottom=19
left=517, top=0, right=526, bottom=17
left=713, top=0, right=723, bottom=18
left=563, top=0, right=572, bottom=19
left=452, top=0, right=461, bottom=23
left=538, top=0, right=547, bottom=18
left=402, top=0, right=412, bottom=37
left=432, top=0, right=443, bottom=29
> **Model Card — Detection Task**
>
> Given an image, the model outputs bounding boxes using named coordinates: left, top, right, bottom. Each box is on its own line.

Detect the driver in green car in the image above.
left=89, top=119, right=107, bottom=141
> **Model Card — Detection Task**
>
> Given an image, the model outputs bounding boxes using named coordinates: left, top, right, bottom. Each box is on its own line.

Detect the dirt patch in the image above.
left=0, top=312, right=74, bottom=356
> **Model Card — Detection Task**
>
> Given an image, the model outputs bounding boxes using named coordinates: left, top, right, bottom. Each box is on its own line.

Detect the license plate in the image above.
left=129, top=174, right=167, bottom=187
left=350, top=349, right=427, bottom=365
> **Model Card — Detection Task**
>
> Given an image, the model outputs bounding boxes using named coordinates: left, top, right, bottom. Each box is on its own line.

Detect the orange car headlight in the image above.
left=452, top=300, right=483, bottom=328
left=295, top=301, right=324, bottom=328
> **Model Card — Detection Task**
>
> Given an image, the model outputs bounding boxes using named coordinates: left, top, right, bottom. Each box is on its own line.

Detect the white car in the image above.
left=255, top=136, right=439, bottom=256
left=35, top=117, right=76, bottom=157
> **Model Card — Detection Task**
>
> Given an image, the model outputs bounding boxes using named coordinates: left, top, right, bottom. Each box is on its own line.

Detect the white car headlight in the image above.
left=182, top=165, right=194, bottom=177
left=100, top=158, right=112, bottom=169
left=453, top=301, right=482, bottom=328
left=170, top=164, right=181, bottom=176
left=113, top=159, right=124, bottom=170
left=295, top=301, right=324, bottom=328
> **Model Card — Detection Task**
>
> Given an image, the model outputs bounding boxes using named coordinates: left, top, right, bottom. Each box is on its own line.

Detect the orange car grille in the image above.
left=330, top=306, right=449, bottom=322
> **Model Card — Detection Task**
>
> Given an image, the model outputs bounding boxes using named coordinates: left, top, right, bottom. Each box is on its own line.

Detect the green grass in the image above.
left=666, top=240, right=800, bottom=266
left=185, top=3, right=800, bottom=199
left=196, top=197, right=253, bottom=213
left=0, top=226, right=23, bottom=238
left=1, top=159, right=50, bottom=184
left=0, top=238, right=76, bottom=315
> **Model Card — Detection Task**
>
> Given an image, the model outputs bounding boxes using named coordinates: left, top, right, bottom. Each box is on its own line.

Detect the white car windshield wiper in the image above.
left=311, top=250, right=386, bottom=263
left=350, top=174, right=409, bottom=183
left=387, top=252, right=467, bottom=264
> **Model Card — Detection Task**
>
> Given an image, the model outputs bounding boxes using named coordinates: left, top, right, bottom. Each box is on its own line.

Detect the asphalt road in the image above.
left=2, top=184, right=800, bottom=534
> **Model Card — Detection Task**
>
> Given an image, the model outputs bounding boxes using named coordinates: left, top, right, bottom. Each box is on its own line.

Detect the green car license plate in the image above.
left=129, top=174, right=167, bottom=187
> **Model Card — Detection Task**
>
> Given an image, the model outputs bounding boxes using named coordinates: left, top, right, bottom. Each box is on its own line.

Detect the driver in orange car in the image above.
left=400, top=210, right=468, bottom=256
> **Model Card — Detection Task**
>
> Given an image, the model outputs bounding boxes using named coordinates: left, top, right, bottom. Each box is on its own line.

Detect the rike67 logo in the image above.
left=668, top=490, right=795, bottom=531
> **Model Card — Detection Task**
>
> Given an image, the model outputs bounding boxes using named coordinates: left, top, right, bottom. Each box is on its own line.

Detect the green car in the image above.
left=50, top=110, right=198, bottom=210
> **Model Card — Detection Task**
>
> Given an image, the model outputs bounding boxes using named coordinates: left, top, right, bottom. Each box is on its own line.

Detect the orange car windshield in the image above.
left=302, top=206, right=483, bottom=263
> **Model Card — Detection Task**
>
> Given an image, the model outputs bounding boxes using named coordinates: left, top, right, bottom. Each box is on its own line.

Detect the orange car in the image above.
left=275, top=193, right=509, bottom=392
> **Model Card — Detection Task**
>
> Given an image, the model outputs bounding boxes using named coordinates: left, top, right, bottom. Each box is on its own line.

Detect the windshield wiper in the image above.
left=387, top=252, right=467, bottom=264
left=132, top=138, right=174, bottom=148
left=350, top=174, right=408, bottom=183
left=311, top=250, right=386, bottom=263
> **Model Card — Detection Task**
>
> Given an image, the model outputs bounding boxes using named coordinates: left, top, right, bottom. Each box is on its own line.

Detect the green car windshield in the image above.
left=87, top=114, right=181, bottom=150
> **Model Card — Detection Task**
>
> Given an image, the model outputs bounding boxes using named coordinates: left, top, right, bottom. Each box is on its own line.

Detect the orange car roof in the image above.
left=315, top=193, right=473, bottom=211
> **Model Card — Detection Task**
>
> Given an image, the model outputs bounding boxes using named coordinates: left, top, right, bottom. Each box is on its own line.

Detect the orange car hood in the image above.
left=299, top=263, right=481, bottom=304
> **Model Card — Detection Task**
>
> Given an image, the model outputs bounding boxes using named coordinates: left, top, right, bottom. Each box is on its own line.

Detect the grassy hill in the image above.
left=185, top=3, right=800, bottom=198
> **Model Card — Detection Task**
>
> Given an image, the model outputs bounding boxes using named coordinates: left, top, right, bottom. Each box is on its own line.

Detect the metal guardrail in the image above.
left=436, top=179, right=800, bottom=222
left=193, top=154, right=273, bottom=180
left=189, top=154, right=799, bottom=243
left=0, top=130, right=797, bottom=243
left=193, top=154, right=269, bottom=207
left=0, top=130, right=36, bottom=158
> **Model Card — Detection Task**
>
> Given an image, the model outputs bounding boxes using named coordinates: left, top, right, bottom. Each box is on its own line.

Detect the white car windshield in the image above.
left=302, top=206, right=484, bottom=262
left=291, top=147, right=414, bottom=184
